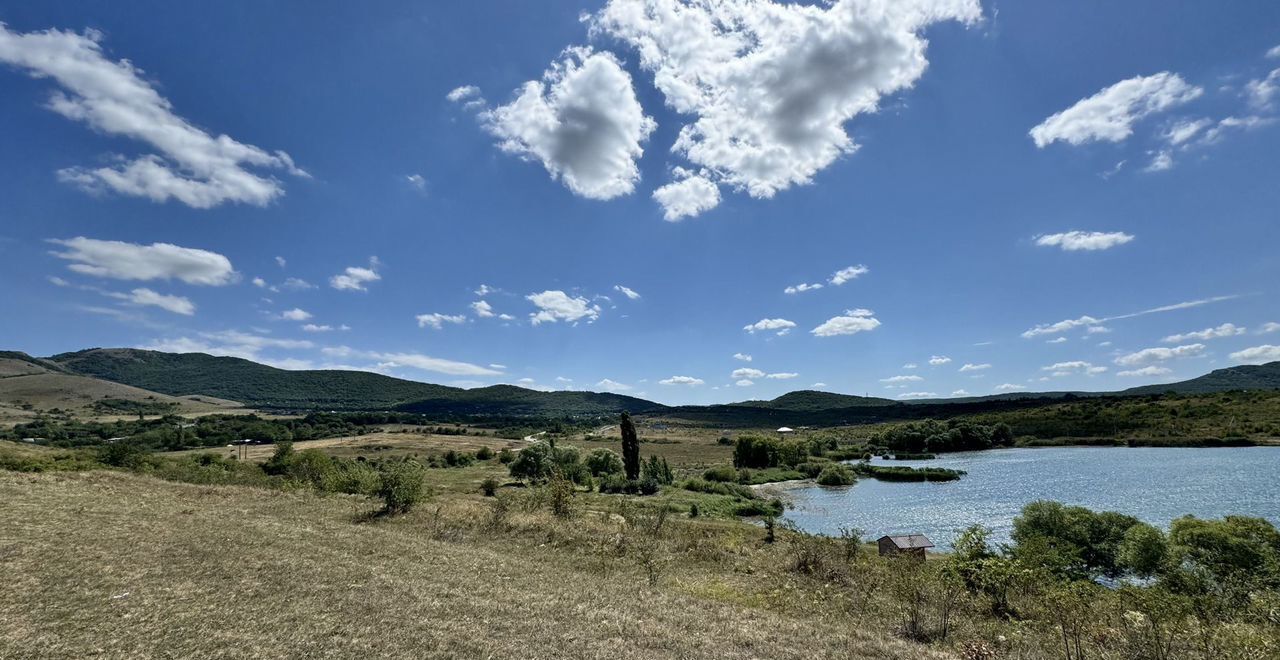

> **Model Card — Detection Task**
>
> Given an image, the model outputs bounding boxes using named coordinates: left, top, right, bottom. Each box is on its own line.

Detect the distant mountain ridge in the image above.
left=29, top=348, right=1280, bottom=421
left=48, top=348, right=665, bottom=416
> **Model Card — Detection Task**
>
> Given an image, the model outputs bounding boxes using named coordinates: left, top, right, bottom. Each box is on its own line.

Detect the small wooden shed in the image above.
left=877, top=534, right=934, bottom=560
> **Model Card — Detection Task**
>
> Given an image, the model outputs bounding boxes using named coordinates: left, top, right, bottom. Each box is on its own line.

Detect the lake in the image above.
left=781, top=446, right=1280, bottom=549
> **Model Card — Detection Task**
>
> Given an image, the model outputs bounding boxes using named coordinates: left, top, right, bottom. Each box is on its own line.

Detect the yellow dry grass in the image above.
left=0, top=470, right=954, bottom=659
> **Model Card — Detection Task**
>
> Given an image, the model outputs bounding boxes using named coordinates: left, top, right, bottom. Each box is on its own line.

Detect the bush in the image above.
left=732, top=434, right=808, bottom=469
left=641, top=455, right=674, bottom=485
left=702, top=466, right=738, bottom=482
left=816, top=464, right=856, bottom=486
left=795, top=461, right=827, bottom=478
left=584, top=447, right=624, bottom=477
left=481, top=476, right=499, bottom=497
left=475, top=446, right=494, bottom=461
left=733, top=499, right=784, bottom=518
left=638, top=477, right=660, bottom=495
left=680, top=478, right=756, bottom=499
left=497, top=448, right=515, bottom=464
left=97, top=440, right=147, bottom=469
left=716, top=436, right=733, bottom=446
left=378, top=460, right=426, bottom=514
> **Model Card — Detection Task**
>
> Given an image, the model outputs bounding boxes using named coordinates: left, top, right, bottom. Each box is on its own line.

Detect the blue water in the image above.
left=782, top=447, right=1280, bottom=550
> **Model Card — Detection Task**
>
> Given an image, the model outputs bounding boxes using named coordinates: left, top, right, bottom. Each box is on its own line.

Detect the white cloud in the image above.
left=744, top=318, right=796, bottom=336
left=1086, top=326, right=1112, bottom=335
left=371, top=351, right=503, bottom=377
left=475, top=284, right=496, bottom=297
left=1162, top=118, right=1213, bottom=146
left=958, top=363, right=991, bottom=372
left=1046, top=337, right=1068, bottom=344
left=593, top=0, right=982, bottom=218
left=50, top=237, right=236, bottom=285
left=1117, top=366, right=1173, bottom=378
left=416, top=313, right=467, bottom=330
left=1161, top=323, right=1245, bottom=343
left=897, top=391, right=937, bottom=399
left=1022, top=294, right=1240, bottom=338
left=252, top=277, right=266, bottom=288
left=903, top=363, right=918, bottom=369
left=405, top=174, right=427, bottom=191
left=1114, top=343, right=1206, bottom=367
left=1260, top=322, right=1280, bottom=334
left=994, top=383, right=1026, bottom=392
left=653, top=170, right=721, bottom=220
left=280, top=308, right=312, bottom=321
left=1029, top=72, right=1202, bottom=147
left=1245, top=68, right=1280, bottom=109
left=767, top=372, right=798, bottom=380
left=880, top=374, right=923, bottom=383
left=143, top=330, right=313, bottom=362
left=660, top=375, right=704, bottom=386
left=527, top=290, right=602, bottom=325
left=471, top=300, right=496, bottom=318
left=784, top=282, right=824, bottom=295
left=330, top=257, right=382, bottom=292
left=1042, top=361, right=1107, bottom=377
left=121, top=288, right=194, bottom=316
left=275, top=256, right=287, bottom=268
left=735, top=379, right=754, bottom=387
left=732, top=368, right=765, bottom=380
left=1035, top=231, right=1135, bottom=251
left=301, top=324, right=333, bottom=333
left=950, top=389, right=969, bottom=396
left=1230, top=345, right=1280, bottom=365
left=1268, top=45, right=1280, bottom=59
left=480, top=47, right=655, bottom=200
left=614, top=284, right=641, bottom=300
left=928, top=355, right=951, bottom=366
left=596, top=378, right=633, bottom=392
left=811, top=308, right=880, bottom=337
left=1144, top=150, right=1174, bottom=173
left=829, top=265, right=869, bottom=286
left=447, top=85, right=482, bottom=103
left=733, top=352, right=753, bottom=362
left=1021, top=315, right=1103, bottom=338
left=281, top=277, right=314, bottom=291
left=0, top=24, right=306, bottom=208
left=812, top=382, right=828, bottom=388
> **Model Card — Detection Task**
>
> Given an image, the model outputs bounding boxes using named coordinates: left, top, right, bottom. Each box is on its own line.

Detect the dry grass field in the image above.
left=0, top=369, right=245, bottom=426
left=0, top=470, right=954, bottom=660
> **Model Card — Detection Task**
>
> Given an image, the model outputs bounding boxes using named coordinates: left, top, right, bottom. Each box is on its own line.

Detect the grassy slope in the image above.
left=0, top=471, right=946, bottom=660
left=0, top=356, right=242, bottom=425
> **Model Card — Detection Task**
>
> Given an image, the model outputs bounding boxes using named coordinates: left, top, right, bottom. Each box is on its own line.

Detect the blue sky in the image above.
left=1, top=0, right=1278, bottom=405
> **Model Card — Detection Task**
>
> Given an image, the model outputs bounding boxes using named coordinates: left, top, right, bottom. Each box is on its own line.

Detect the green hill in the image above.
left=48, top=348, right=664, bottom=416
left=1120, top=362, right=1280, bottom=395
left=742, top=390, right=896, bottom=411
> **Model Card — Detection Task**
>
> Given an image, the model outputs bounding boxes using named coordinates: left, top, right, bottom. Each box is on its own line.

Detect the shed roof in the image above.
left=776, top=427, right=794, bottom=433
left=879, top=534, right=934, bottom=549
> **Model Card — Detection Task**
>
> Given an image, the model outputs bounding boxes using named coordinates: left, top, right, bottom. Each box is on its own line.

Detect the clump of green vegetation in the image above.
left=815, top=463, right=856, bottom=486
left=377, top=460, right=426, bottom=515
left=620, top=411, right=640, bottom=480
left=853, top=462, right=964, bottom=482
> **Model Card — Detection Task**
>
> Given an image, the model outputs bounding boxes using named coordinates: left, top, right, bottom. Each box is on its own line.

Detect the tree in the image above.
left=1118, top=522, right=1169, bottom=578
left=620, top=411, right=640, bottom=480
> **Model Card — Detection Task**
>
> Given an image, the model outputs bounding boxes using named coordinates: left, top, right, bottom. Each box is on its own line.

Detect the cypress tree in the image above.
left=620, top=411, right=640, bottom=481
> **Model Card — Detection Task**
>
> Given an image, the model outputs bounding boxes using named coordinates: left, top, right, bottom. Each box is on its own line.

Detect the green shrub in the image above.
left=679, top=478, right=756, bottom=500
left=97, top=440, right=147, bottom=469
left=378, top=460, right=426, bottom=514
left=638, top=477, right=660, bottom=496
left=584, top=447, right=624, bottom=477
left=794, top=461, right=827, bottom=478
left=641, top=455, right=674, bottom=485
left=702, top=466, right=738, bottom=482
left=475, top=446, right=494, bottom=461
left=816, top=464, right=856, bottom=486
left=497, top=448, right=515, bottom=464
left=481, top=476, right=499, bottom=497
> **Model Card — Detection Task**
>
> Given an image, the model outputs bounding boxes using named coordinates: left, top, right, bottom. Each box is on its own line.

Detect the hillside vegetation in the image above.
left=0, top=354, right=241, bottom=425
left=50, top=349, right=662, bottom=415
